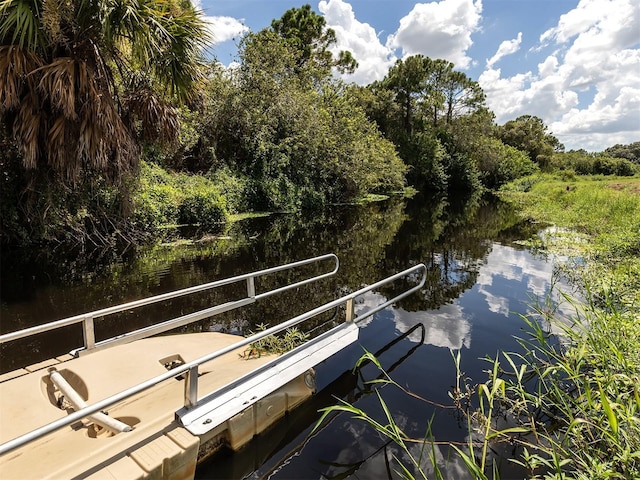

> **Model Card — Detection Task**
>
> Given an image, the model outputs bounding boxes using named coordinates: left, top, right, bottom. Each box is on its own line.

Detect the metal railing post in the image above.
left=246, top=276, right=256, bottom=298
left=82, top=316, right=95, bottom=350
left=184, top=366, right=199, bottom=409
left=345, top=298, right=355, bottom=322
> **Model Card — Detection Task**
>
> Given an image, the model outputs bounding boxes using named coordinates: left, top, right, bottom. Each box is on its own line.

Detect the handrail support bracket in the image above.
left=246, top=277, right=256, bottom=298
left=82, top=316, right=96, bottom=351
left=184, top=366, right=199, bottom=409
left=345, top=298, right=355, bottom=322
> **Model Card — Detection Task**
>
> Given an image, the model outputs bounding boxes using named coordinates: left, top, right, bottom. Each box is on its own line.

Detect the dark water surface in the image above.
left=0, top=195, right=574, bottom=479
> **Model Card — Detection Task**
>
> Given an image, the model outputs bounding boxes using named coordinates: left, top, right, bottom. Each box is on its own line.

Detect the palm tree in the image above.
left=0, top=0, right=209, bottom=183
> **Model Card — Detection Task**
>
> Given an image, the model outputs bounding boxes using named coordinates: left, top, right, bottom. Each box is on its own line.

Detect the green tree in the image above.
left=498, top=115, right=564, bottom=169
left=271, top=4, right=357, bottom=79
left=383, top=56, right=485, bottom=133
left=347, top=83, right=401, bottom=139
left=371, top=55, right=489, bottom=193
left=441, top=70, right=486, bottom=125
left=0, top=0, right=208, bottom=183
left=604, top=141, right=640, bottom=164
left=384, top=55, right=434, bottom=135
left=196, top=30, right=404, bottom=210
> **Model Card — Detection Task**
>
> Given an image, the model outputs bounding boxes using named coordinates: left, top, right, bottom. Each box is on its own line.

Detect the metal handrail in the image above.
left=0, top=253, right=339, bottom=354
left=0, top=263, right=426, bottom=456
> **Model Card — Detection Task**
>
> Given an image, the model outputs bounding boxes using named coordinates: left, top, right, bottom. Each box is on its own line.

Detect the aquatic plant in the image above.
left=317, top=293, right=640, bottom=479
left=318, top=174, right=640, bottom=478
left=241, top=323, right=310, bottom=359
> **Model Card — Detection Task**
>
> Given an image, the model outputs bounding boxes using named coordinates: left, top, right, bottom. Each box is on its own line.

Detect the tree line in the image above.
left=1, top=2, right=637, bottom=247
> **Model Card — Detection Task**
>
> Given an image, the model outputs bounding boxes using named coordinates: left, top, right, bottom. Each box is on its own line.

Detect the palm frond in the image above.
left=0, top=0, right=47, bottom=50
left=0, top=45, right=41, bottom=110
left=124, top=82, right=179, bottom=144
left=13, top=95, right=41, bottom=169
left=35, top=57, right=78, bottom=120
left=2, top=0, right=207, bottom=184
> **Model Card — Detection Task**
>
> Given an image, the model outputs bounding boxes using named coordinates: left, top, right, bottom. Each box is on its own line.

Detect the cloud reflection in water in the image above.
left=357, top=243, right=576, bottom=355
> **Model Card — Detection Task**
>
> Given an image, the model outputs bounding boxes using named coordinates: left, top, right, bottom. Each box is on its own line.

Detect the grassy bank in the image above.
left=499, top=174, right=640, bottom=309
left=491, top=174, right=640, bottom=479
left=318, top=173, right=640, bottom=479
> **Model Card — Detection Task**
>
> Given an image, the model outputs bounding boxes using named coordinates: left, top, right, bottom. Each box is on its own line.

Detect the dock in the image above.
left=0, top=255, right=426, bottom=479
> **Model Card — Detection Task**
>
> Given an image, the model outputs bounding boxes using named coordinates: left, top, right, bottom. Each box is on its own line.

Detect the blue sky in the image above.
left=198, top=0, right=639, bottom=151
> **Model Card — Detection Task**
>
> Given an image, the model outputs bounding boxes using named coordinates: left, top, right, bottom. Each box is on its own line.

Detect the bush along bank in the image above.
left=131, top=161, right=229, bottom=235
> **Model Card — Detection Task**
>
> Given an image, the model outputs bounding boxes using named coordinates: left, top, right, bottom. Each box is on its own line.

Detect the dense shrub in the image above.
left=207, top=167, right=251, bottom=214
left=132, top=183, right=181, bottom=231
left=400, top=132, right=448, bottom=191
left=178, top=189, right=228, bottom=228
left=133, top=162, right=229, bottom=232
left=593, top=156, right=637, bottom=176
left=299, top=187, right=326, bottom=210
left=552, top=151, right=639, bottom=176
left=0, top=146, right=27, bottom=244
left=445, top=152, right=482, bottom=193
left=252, top=174, right=300, bottom=212
left=477, top=137, right=539, bottom=188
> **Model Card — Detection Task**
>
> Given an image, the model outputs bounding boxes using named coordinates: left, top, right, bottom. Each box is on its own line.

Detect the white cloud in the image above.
left=486, top=32, right=522, bottom=68
left=386, top=0, right=483, bottom=69
left=319, top=0, right=396, bottom=84
left=551, top=85, right=640, bottom=149
left=480, top=0, right=640, bottom=150
left=537, top=55, right=558, bottom=77
left=540, top=0, right=638, bottom=48
left=205, top=16, right=249, bottom=45
left=321, top=0, right=483, bottom=84
left=478, top=67, right=533, bottom=118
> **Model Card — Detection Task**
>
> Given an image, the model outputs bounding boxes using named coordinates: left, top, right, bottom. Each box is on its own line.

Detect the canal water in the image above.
left=0, top=194, right=576, bottom=479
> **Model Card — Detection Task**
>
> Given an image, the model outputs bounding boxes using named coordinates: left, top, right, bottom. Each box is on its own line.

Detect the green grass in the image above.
left=228, top=211, right=273, bottom=222
left=495, top=175, right=640, bottom=478
left=499, top=174, right=640, bottom=309
left=499, top=174, right=640, bottom=236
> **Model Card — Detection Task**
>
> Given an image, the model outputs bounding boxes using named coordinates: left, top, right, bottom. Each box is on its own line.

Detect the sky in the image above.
left=198, top=0, right=640, bottom=152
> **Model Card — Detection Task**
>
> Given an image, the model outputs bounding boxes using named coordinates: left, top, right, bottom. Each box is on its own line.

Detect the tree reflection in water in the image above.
left=1, top=193, right=560, bottom=479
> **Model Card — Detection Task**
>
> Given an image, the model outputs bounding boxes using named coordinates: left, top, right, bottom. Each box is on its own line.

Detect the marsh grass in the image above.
left=317, top=174, right=639, bottom=478
left=317, top=296, right=639, bottom=479
left=497, top=295, right=640, bottom=479
left=500, top=174, right=640, bottom=310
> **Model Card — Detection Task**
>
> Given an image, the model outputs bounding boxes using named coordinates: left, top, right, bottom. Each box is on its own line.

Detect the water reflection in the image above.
left=318, top=424, right=474, bottom=480
left=396, top=303, right=472, bottom=349
left=1, top=195, right=512, bottom=373
left=200, top=244, right=573, bottom=478
left=476, top=243, right=578, bottom=320
left=358, top=292, right=471, bottom=350
left=0, top=194, right=569, bottom=479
